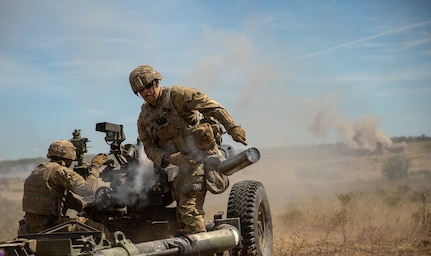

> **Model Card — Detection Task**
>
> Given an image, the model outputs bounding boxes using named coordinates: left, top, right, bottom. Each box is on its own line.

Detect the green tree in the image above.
left=382, top=155, right=410, bottom=179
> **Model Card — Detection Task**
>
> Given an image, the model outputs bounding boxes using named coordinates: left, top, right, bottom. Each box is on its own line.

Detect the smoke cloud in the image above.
left=109, top=144, right=158, bottom=208
left=310, top=105, right=406, bottom=153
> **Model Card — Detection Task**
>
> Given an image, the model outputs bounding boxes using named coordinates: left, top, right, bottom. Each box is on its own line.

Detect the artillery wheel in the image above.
left=227, top=180, right=273, bottom=256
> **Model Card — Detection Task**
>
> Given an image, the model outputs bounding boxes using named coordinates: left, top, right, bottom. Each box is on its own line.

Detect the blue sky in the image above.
left=1, top=0, right=430, bottom=160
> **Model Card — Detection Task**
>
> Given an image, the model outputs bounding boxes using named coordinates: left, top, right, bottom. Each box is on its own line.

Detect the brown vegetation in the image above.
left=1, top=141, right=431, bottom=255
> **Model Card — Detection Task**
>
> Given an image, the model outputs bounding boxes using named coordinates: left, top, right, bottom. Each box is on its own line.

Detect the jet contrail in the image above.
left=298, top=20, right=431, bottom=60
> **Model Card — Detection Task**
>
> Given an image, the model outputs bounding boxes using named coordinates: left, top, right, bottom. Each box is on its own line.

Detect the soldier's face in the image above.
left=139, top=80, right=161, bottom=106
left=64, top=159, right=73, bottom=167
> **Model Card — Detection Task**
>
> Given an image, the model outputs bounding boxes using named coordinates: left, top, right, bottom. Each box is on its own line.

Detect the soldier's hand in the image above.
left=91, top=153, right=108, bottom=168
left=64, top=191, right=86, bottom=212
left=229, top=126, right=247, bottom=146
left=82, top=201, right=93, bottom=211
left=168, top=152, right=196, bottom=166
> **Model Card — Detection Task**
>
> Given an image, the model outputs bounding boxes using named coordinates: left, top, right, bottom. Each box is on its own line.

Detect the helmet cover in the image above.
left=129, top=64, right=163, bottom=94
left=47, top=140, right=77, bottom=160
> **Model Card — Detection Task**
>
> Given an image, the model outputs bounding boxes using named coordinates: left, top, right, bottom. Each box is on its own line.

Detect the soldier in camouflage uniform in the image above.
left=20, top=140, right=111, bottom=241
left=129, top=64, right=247, bottom=235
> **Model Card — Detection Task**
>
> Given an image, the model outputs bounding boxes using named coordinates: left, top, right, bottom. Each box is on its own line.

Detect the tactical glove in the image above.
left=91, top=153, right=108, bottom=168
left=229, top=126, right=247, bottom=146
left=192, top=123, right=216, bottom=150
left=63, top=191, right=85, bottom=214
left=167, top=152, right=196, bottom=166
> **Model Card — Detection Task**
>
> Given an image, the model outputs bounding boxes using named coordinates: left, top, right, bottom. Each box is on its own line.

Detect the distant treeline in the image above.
left=391, top=134, right=431, bottom=143
left=0, top=157, right=46, bottom=176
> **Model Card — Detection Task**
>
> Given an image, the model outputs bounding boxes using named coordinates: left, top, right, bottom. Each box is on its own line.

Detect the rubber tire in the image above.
left=227, top=180, right=273, bottom=256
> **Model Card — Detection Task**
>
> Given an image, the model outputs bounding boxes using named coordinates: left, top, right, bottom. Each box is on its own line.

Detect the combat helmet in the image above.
left=47, top=140, right=77, bottom=160
left=129, top=64, right=163, bottom=94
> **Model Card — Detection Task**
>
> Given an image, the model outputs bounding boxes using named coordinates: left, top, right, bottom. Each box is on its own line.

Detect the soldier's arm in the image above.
left=137, top=113, right=167, bottom=167
left=50, top=167, right=99, bottom=197
left=172, top=86, right=240, bottom=133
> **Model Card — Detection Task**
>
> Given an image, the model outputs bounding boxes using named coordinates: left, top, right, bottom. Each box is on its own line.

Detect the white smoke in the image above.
left=111, top=144, right=158, bottom=207
left=131, top=144, right=157, bottom=194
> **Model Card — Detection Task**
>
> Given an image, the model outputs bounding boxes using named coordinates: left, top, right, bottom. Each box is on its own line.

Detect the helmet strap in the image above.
left=137, top=76, right=145, bottom=87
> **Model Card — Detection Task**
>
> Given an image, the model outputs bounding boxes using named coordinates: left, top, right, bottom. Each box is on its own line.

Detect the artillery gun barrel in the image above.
left=220, top=147, right=260, bottom=176
left=95, top=224, right=240, bottom=256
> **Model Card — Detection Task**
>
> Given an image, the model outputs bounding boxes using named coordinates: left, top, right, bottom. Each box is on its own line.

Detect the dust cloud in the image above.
left=179, top=31, right=412, bottom=218
left=309, top=104, right=406, bottom=153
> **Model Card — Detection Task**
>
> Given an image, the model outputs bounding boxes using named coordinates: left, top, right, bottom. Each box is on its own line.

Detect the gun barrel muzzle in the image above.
left=220, top=147, right=260, bottom=176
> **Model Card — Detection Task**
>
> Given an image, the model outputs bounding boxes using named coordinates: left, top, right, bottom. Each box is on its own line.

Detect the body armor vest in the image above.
left=140, top=88, right=201, bottom=154
left=23, top=162, right=65, bottom=216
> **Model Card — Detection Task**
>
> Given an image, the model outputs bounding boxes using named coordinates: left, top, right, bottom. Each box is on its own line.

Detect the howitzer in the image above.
left=85, top=122, right=272, bottom=255
left=3, top=121, right=273, bottom=256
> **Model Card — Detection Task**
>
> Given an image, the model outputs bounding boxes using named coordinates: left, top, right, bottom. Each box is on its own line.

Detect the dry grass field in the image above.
left=1, top=140, right=431, bottom=255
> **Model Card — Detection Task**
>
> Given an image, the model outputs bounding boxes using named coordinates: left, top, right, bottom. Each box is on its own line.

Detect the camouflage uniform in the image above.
left=137, top=86, right=240, bottom=234
left=20, top=140, right=110, bottom=241
left=22, top=161, right=98, bottom=232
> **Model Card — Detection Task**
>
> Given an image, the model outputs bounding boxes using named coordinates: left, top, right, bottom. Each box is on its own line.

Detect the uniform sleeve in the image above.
left=137, top=111, right=167, bottom=167
left=171, top=86, right=240, bottom=133
left=50, top=167, right=98, bottom=197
